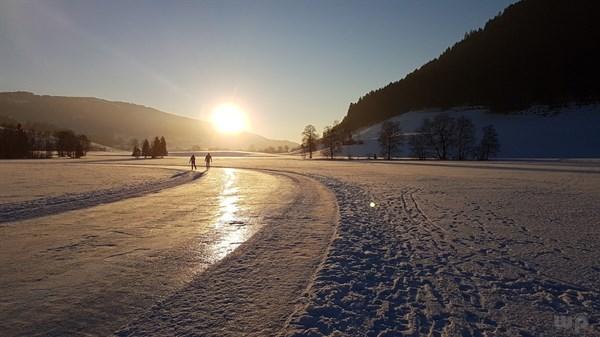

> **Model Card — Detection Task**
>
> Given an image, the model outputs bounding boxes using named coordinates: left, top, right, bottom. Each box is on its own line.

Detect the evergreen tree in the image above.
left=151, top=136, right=161, bottom=158
left=132, top=146, right=141, bottom=158
left=159, top=136, right=168, bottom=157
left=0, top=124, right=88, bottom=159
left=0, top=123, right=31, bottom=159
left=141, top=139, right=151, bottom=158
left=15, top=124, right=31, bottom=158
left=131, top=138, right=140, bottom=158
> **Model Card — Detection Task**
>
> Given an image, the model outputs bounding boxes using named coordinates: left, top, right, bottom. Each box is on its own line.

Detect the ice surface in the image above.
left=1, top=156, right=599, bottom=336
left=0, top=168, right=297, bottom=336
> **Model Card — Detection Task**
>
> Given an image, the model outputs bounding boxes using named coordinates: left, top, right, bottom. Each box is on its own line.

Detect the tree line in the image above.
left=301, top=121, right=350, bottom=160
left=247, top=145, right=290, bottom=154
left=131, top=137, right=168, bottom=159
left=0, top=123, right=90, bottom=159
left=405, top=115, right=499, bottom=160
left=300, top=114, right=500, bottom=161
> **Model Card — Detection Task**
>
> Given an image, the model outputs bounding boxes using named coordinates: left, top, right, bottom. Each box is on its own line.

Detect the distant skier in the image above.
left=205, top=152, right=212, bottom=169
left=189, top=154, right=197, bottom=170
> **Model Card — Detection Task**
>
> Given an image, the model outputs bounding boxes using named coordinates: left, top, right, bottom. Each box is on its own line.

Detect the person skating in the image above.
left=189, top=154, right=197, bottom=170
left=205, top=152, right=212, bottom=169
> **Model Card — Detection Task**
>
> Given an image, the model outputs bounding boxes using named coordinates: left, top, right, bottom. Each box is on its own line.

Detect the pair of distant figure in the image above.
left=189, top=153, right=212, bottom=170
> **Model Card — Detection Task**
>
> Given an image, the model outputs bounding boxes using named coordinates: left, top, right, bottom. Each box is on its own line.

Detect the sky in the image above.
left=0, top=0, right=516, bottom=142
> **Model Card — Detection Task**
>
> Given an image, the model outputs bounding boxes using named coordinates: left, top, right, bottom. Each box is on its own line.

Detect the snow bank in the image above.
left=343, top=104, right=600, bottom=158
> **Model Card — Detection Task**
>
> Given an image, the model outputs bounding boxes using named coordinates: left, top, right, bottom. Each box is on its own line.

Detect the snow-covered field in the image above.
left=1, top=155, right=599, bottom=336
left=0, top=159, right=176, bottom=204
left=279, top=163, right=600, bottom=337
left=343, top=104, right=600, bottom=158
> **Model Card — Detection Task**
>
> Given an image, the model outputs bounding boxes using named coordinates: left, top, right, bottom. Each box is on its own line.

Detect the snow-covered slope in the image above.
left=343, top=104, right=600, bottom=158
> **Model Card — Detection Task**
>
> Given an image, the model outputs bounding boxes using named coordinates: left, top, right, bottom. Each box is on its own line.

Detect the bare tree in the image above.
left=476, top=125, right=500, bottom=160
left=408, top=132, right=429, bottom=160
left=321, top=121, right=342, bottom=159
left=424, top=114, right=456, bottom=160
left=454, top=116, right=476, bottom=160
left=378, top=120, right=402, bottom=160
left=301, top=125, right=318, bottom=159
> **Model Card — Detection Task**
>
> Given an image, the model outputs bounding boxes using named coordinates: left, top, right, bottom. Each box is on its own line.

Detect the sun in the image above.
left=211, top=103, right=248, bottom=134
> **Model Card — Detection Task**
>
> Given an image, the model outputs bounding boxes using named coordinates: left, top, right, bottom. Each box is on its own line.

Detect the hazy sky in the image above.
left=0, top=0, right=515, bottom=142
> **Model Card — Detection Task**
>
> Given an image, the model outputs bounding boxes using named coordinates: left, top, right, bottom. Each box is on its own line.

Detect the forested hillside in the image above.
left=341, top=0, right=600, bottom=132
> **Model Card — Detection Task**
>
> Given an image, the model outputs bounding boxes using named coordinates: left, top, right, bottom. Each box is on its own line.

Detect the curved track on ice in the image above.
left=116, top=169, right=338, bottom=337
left=0, top=167, right=338, bottom=337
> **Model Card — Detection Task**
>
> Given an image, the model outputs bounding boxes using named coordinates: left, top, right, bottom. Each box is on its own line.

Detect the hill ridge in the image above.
left=0, top=91, right=297, bottom=151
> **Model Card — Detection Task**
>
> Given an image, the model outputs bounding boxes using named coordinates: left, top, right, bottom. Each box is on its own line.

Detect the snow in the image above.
left=282, top=169, right=600, bottom=336
left=343, top=104, right=600, bottom=158
left=1, top=156, right=599, bottom=336
left=219, top=158, right=600, bottom=336
left=0, top=160, right=175, bottom=204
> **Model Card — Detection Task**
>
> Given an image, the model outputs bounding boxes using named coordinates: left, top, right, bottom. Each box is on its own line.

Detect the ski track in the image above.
left=0, top=170, right=203, bottom=223
left=283, top=176, right=599, bottom=337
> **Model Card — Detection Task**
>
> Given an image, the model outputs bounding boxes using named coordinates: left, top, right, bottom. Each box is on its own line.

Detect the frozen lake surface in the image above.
left=0, top=167, right=304, bottom=336
left=1, top=155, right=599, bottom=336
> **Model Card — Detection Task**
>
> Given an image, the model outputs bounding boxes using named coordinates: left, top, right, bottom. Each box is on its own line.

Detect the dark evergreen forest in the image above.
left=341, top=0, right=600, bottom=132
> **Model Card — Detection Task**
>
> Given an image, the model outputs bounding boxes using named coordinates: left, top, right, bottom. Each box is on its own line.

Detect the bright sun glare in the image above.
left=211, top=103, right=248, bottom=134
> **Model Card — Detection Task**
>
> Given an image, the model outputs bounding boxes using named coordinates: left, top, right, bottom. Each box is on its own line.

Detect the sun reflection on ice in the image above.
left=215, top=168, right=239, bottom=225
left=209, top=168, right=250, bottom=261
